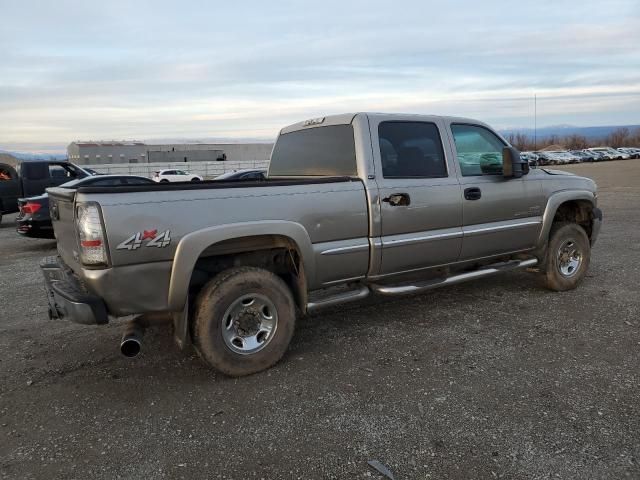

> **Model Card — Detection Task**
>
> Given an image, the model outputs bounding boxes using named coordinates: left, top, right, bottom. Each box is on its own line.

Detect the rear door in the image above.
left=20, top=162, right=51, bottom=197
left=371, top=117, right=463, bottom=275
left=21, top=162, right=82, bottom=197
left=446, top=122, right=543, bottom=260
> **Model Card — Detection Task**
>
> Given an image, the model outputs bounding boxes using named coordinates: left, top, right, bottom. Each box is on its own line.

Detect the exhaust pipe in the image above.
left=120, top=321, right=145, bottom=358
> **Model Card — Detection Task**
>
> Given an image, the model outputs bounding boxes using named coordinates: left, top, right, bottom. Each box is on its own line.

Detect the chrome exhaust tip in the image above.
left=120, top=322, right=144, bottom=358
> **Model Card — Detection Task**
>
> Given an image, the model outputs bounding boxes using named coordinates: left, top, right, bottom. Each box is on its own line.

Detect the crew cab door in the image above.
left=370, top=118, right=463, bottom=275
left=20, top=162, right=84, bottom=197
left=445, top=122, right=544, bottom=260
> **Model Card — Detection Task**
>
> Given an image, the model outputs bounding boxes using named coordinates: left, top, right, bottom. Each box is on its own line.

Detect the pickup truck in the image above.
left=0, top=156, right=89, bottom=224
left=42, top=113, right=602, bottom=376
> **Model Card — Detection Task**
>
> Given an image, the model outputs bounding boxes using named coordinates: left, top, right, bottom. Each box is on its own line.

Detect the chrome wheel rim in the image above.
left=557, top=239, right=582, bottom=278
left=221, top=293, right=278, bottom=355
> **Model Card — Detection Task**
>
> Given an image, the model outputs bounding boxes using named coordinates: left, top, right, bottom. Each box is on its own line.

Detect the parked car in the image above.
left=554, top=151, right=581, bottom=164
left=153, top=170, right=203, bottom=182
left=584, top=149, right=608, bottom=161
left=535, top=151, right=578, bottom=165
left=42, top=112, right=601, bottom=377
left=519, top=152, right=539, bottom=165
left=534, top=152, right=555, bottom=166
left=215, top=169, right=267, bottom=181
left=0, top=158, right=88, bottom=225
left=16, top=175, right=154, bottom=238
left=617, top=148, right=640, bottom=159
left=570, top=150, right=595, bottom=162
left=588, top=147, right=629, bottom=160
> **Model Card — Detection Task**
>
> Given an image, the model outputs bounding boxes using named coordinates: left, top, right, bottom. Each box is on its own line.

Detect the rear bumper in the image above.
left=591, top=207, right=603, bottom=246
left=40, top=256, right=108, bottom=325
left=17, top=217, right=54, bottom=238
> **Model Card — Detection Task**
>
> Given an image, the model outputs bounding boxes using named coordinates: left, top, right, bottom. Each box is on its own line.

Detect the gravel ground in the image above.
left=1, top=162, right=639, bottom=479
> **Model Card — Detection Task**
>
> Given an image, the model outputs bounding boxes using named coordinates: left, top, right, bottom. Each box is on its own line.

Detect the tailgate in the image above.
left=47, top=187, right=81, bottom=270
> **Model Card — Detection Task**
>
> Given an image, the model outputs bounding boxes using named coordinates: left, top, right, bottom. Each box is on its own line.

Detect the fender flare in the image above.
left=167, top=220, right=315, bottom=311
left=536, top=189, right=596, bottom=248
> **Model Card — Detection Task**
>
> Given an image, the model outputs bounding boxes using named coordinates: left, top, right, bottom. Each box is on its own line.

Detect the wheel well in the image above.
left=189, top=235, right=307, bottom=311
left=552, top=200, right=594, bottom=239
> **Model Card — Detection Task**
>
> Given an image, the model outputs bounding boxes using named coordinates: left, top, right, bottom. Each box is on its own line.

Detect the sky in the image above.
left=1, top=0, right=639, bottom=153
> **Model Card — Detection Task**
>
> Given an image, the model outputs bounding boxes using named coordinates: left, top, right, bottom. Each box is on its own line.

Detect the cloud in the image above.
left=0, top=0, right=639, bottom=150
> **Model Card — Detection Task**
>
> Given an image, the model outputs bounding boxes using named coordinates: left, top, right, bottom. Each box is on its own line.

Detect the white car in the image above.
left=588, top=147, right=629, bottom=160
left=544, top=151, right=580, bottom=164
left=153, top=169, right=203, bottom=183
left=617, top=148, right=640, bottom=159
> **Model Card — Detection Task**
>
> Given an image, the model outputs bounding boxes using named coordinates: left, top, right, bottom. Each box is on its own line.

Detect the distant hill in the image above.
left=0, top=149, right=67, bottom=161
left=499, top=125, right=640, bottom=141
left=4, top=124, right=639, bottom=157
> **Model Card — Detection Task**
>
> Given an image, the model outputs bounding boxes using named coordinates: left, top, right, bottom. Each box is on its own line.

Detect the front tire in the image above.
left=543, top=222, right=591, bottom=291
left=193, top=267, right=296, bottom=377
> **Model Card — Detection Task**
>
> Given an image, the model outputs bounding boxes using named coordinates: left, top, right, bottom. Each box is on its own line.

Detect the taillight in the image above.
left=21, top=202, right=42, bottom=215
left=76, top=203, right=108, bottom=266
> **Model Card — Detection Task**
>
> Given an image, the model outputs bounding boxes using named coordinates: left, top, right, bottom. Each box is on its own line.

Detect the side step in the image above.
left=370, top=258, right=538, bottom=296
left=307, top=285, right=370, bottom=313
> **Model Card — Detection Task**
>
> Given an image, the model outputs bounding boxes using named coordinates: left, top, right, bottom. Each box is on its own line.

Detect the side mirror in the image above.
left=502, top=146, right=529, bottom=179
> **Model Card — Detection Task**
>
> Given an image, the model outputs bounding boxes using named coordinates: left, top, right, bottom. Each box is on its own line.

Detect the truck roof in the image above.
left=280, top=112, right=488, bottom=135
left=0, top=155, right=71, bottom=168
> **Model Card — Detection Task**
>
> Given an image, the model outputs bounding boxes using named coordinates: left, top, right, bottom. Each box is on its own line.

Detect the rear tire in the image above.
left=543, top=222, right=591, bottom=291
left=193, top=267, right=296, bottom=377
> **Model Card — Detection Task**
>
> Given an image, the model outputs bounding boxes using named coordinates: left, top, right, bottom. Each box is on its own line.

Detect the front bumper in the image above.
left=40, top=256, right=108, bottom=325
left=591, top=207, right=603, bottom=246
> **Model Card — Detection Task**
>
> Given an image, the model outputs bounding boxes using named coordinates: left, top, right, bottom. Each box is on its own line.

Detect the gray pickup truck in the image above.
left=42, top=113, right=602, bottom=376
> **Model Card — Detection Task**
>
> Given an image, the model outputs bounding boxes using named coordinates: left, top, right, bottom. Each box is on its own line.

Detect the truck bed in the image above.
left=48, top=176, right=370, bottom=308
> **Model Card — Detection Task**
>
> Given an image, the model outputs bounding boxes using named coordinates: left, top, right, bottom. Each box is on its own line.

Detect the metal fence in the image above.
left=80, top=160, right=270, bottom=180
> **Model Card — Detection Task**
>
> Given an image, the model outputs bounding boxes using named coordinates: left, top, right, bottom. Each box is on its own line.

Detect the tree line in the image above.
left=505, top=127, right=640, bottom=152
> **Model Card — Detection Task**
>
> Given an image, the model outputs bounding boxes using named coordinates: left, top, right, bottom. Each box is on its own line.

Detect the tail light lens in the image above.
left=21, top=202, right=42, bottom=215
left=76, top=203, right=108, bottom=266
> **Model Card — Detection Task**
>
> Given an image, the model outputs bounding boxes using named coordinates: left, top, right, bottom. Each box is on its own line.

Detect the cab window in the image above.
left=378, top=122, right=447, bottom=178
left=451, top=124, right=505, bottom=176
left=49, top=164, right=77, bottom=179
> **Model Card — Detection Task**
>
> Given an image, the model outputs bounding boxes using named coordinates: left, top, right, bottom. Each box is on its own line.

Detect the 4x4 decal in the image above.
left=116, top=230, right=171, bottom=250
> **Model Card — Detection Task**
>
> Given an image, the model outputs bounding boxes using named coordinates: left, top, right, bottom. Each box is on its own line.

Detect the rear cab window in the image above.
left=269, top=125, right=357, bottom=177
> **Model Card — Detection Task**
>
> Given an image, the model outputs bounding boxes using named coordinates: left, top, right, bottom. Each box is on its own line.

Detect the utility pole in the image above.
left=534, top=93, right=537, bottom=151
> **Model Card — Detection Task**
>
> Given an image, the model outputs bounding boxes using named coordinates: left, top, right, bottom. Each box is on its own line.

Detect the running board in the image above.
left=306, top=285, right=370, bottom=313
left=370, top=258, right=538, bottom=296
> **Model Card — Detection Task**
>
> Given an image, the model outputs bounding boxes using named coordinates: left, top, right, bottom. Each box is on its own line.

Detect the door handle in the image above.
left=464, top=187, right=482, bottom=200
left=382, top=193, right=410, bottom=206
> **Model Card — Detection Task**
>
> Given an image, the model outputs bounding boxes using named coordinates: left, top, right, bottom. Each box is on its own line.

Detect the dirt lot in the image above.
left=1, top=161, right=639, bottom=479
